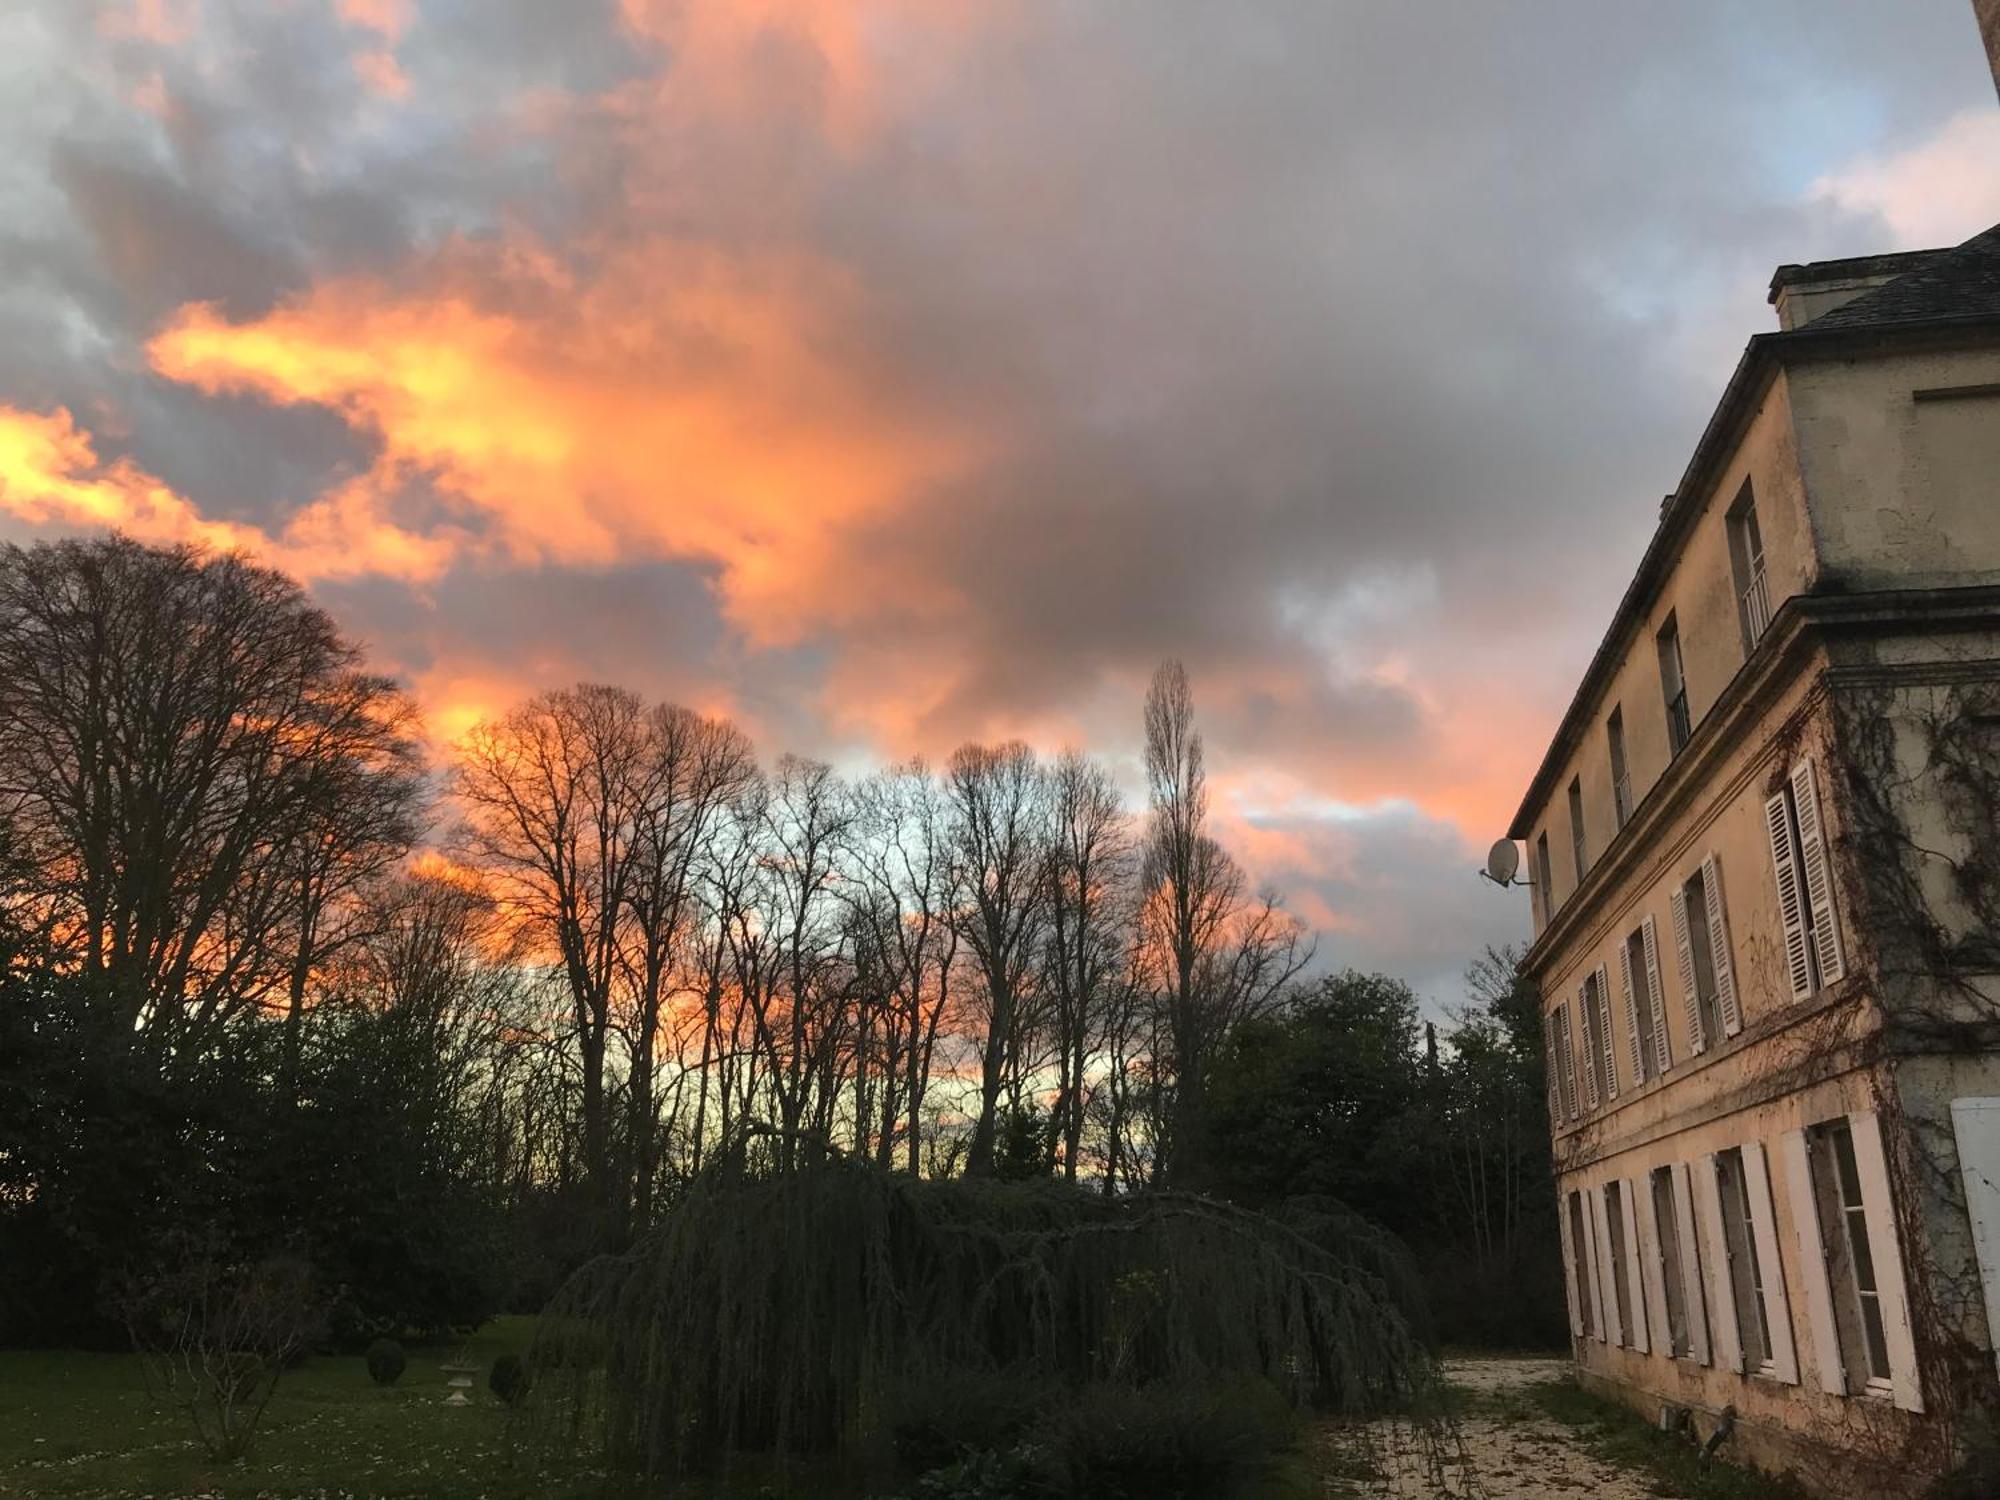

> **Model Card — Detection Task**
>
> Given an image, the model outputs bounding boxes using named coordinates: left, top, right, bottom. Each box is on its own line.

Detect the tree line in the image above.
left=0, top=535, right=1558, bottom=1348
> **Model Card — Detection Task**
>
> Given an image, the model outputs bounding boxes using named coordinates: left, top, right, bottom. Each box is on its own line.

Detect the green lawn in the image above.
left=0, top=1317, right=603, bottom=1499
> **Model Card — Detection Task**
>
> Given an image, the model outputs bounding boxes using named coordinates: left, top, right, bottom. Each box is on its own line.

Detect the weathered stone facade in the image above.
left=1509, top=226, right=2000, bottom=1494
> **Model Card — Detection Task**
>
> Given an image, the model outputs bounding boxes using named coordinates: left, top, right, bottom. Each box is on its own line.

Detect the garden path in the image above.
left=1321, top=1356, right=1669, bottom=1499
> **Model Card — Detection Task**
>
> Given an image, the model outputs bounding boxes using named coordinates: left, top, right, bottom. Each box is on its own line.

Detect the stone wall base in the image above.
left=1573, top=1366, right=1940, bottom=1500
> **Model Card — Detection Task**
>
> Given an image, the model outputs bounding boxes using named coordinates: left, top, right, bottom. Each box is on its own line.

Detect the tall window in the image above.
left=1568, top=777, right=1588, bottom=883
left=1608, top=707, right=1633, bottom=829
left=1621, top=924, right=1661, bottom=1082
left=1579, top=967, right=1615, bottom=1108
left=1568, top=1190, right=1596, bottom=1337
left=1766, top=758, right=1846, bottom=1001
left=1606, top=1180, right=1635, bottom=1347
left=1808, top=1119, right=1893, bottom=1390
left=1729, top=484, right=1772, bottom=649
left=1536, top=832, right=1555, bottom=920
left=1550, top=1002, right=1579, bottom=1121
left=1658, top=615, right=1691, bottom=755
left=1716, top=1148, right=1773, bottom=1372
left=1671, top=856, right=1740, bottom=1054
left=1650, top=1167, right=1691, bottom=1358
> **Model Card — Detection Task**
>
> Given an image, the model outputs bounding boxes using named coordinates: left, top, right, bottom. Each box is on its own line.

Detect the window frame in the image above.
left=1607, top=706, right=1633, bottom=829
left=1657, top=615, right=1691, bottom=755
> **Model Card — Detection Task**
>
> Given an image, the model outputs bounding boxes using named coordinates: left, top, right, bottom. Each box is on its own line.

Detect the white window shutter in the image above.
left=1948, top=1099, right=2000, bottom=1384
left=1672, top=1162, right=1713, bottom=1365
left=1597, top=963, right=1618, bottom=1100
left=1742, top=1140, right=1799, bottom=1384
left=1702, top=853, right=1743, bottom=1035
left=1850, top=1111, right=1923, bottom=1412
left=1642, top=915, right=1671, bottom=1072
left=1620, top=938, right=1646, bottom=1085
left=1558, top=1190, right=1584, bottom=1338
left=1781, top=1128, right=1847, bottom=1395
left=1671, top=885, right=1706, bottom=1056
left=1636, top=1172, right=1672, bottom=1360
left=1546, top=1025, right=1564, bottom=1126
left=1790, top=759, right=1846, bottom=986
left=1579, top=981, right=1600, bottom=1111
left=1586, top=1187, right=1611, bottom=1343
left=1559, top=1003, right=1579, bottom=1120
left=1766, top=789, right=1814, bottom=1000
left=1621, top=1180, right=1650, bottom=1354
left=1695, top=1155, right=1745, bottom=1373
left=1592, top=1186, right=1619, bottom=1345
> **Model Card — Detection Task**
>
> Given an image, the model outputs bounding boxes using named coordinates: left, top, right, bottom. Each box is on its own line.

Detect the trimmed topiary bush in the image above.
left=364, top=1337, right=407, bottom=1386
left=489, top=1352, right=530, bottom=1407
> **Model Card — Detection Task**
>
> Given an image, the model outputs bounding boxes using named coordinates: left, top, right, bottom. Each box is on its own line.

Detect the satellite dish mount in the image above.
left=1480, top=838, right=1527, bottom=889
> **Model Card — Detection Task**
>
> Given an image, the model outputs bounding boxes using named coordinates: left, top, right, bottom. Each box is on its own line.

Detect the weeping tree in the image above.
left=523, top=1163, right=1442, bottom=1487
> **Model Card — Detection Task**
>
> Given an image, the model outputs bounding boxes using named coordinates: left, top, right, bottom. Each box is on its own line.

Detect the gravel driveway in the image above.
left=1320, top=1357, right=1670, bottom=1499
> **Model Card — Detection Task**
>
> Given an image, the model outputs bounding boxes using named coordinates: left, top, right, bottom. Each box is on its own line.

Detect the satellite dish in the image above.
left=1484, top=838, right=1521, bottom=886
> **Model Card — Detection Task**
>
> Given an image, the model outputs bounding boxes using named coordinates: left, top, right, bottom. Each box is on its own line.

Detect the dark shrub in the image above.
left=365, top=1338, right=407, bottom=1386
left=912, top=1443, right=1058, bottom=1499
left=891, top=1370, right=1045, bottom=1477
left=490, top=1352, right=530, bottom=1407
left=1040, top=1380, right=1298, bottom=1499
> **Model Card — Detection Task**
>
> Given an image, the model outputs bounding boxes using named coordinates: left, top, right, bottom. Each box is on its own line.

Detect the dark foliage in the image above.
left=489, top=1352, right=530, bottom=1407
left=523, top=1163, right=1441, bottom=1486
left=366, top=1338, right=407, bottom=1386
left=1201, top=958, right=1567, bottom=1350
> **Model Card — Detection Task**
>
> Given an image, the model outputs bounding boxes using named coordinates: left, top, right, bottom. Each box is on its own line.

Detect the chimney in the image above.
left=1766, top=250, right=1947, bottom=330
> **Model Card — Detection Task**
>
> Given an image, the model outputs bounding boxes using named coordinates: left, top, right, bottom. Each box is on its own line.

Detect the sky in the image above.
left=2, top=1, right=1998, bottom=1008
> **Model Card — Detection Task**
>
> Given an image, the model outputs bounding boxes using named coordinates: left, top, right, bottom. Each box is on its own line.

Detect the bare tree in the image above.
left=0, top=537, right=423, bottom=1060
left=846, top=762, right=961, bottom=1173
left=1041, top=751, right=1132, bottom=1182
left=619, top=706, right=756, bottom=1226
left=737, top=756, right=853, bottom=1170
left=1139, top=662, right=1308, bottom=1184
left=946, top=742, right=1050, bottom=1177
left=454, top=684, right=653, bottom=1231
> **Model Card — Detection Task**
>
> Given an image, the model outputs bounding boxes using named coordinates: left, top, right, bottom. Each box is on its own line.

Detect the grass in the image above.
left=0, top=1321, right=1338, bottom=1500
left=0, top=1316, right=610, bottom=1499
left=1509, top=1378, right=1809, bottom=1500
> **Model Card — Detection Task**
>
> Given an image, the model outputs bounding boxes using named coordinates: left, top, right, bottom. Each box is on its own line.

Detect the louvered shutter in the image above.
left=1558, top=1190, right=1584, bottom=1337
left=1742, top=1141, right=1798, bottom=1383
left=1585, top=1189, right=1610, bottom=1342
left=1636, top=1173, right=1672, bottom=1360
left=1591, top=1187, right=1618, bottom=1345
left=1620, top=1181, right=1650, bottom=1354
left=1642, top=915, right=1671, bottom=1072
left=1767, top=788, right=1814, bottom=1000
left=1546, top=1025, right=1564, bottom=1126
left=1620, top=938, right=1646, bottom=1085
left=1558, top=1003, right=1579, bottom=1119
left=1702, top=854, right=1742, bottom=1036
left=1671, top=885, right=1706, bottom=1056
left=1695, top=1155, right=1744, bottom=1373
left=1850, top=1111, right=1923, bottom=1412
left=1671, top=1163, right=1712, bottom=1365
left=1781, top=1128, right=1847, bottom=1395
left=1596, top=964, right=1618, bottom=1099
left=1579, top=980, right=1599, bottom=1111
left=1790, top=759, right=1846, bottom=986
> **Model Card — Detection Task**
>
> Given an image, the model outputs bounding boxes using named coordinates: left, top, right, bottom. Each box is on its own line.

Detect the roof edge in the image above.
left=1505, top=310, right=2000, bottom=843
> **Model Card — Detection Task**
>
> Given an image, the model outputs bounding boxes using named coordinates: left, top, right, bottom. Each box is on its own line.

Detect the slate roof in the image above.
left=1800, top=220, right=2000, bottom=331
